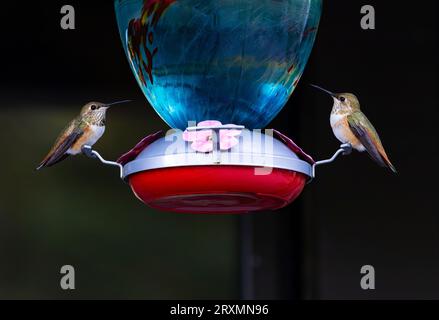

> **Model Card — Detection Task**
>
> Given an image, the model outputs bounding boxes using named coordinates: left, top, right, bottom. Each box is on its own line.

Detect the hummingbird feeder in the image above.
left=83, top=127, right=352, bottom=214
left=81, top=0, right=353, bottom=214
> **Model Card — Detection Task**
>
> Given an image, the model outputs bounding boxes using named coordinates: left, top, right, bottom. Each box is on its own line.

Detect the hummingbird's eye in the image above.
left=339, top=96, right=346, bottom=102
left=90, top=105, right=97, bottom=110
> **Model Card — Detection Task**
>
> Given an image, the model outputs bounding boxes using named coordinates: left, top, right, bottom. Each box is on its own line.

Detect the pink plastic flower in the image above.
left=183, top=120, right=242, bottom=153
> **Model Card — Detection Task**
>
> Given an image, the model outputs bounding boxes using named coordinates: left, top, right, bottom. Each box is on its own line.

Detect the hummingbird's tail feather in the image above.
left=363, top=145, right=397, bottom=174
left=35, top=163, right=44, bottom=171
left=36, top=154, right=70, bottom=170
left=361, top=143, right=397, bottom=174
left=378, top=151, right=397, bottom=174
left=387, top=162, right=397, bottom=174
left=36, top=155, right=51, bottom=170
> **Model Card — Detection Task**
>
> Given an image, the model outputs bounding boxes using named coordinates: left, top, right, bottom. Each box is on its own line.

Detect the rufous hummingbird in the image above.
left=311, top=85, right=397, bottom=173
left=36, top=100, right=131, bottom=170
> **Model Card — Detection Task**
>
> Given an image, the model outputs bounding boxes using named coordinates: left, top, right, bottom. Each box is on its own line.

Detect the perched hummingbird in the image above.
left=311, top=85, right=396, bottom=173
left=36, top=100, right=131, bottom=170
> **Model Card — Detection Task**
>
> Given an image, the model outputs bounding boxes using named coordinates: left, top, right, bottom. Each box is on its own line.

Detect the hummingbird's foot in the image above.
left=81, top=145, right=96, bottom=159
left=340, top=143, right=353, bottom=155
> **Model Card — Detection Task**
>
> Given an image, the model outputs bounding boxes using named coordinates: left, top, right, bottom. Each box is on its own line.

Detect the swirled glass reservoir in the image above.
left=115, top=0, right=322, bottom=129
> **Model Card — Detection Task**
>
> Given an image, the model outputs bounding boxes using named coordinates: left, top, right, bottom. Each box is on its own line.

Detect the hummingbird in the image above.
left=311, top=85, right=397, bottom=173
left=36, top=100, right=131, bottom=170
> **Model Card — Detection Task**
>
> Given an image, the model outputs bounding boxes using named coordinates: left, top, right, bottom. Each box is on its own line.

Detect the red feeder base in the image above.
left=128, top=166, right=307, bottom=214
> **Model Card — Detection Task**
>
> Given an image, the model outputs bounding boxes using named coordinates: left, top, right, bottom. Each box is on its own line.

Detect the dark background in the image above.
left=0, top=0, right=437, bottom=299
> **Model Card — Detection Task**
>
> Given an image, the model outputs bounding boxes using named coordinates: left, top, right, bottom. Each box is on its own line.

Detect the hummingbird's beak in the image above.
left=104, top=100, right=132, bottom=108
left=310, top=84, right=337, bottom=99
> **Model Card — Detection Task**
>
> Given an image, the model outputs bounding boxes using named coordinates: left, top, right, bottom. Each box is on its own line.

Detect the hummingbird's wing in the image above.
left=347, top=112, right=397, bottom=173
left=36, top=120, right=84, bottom=170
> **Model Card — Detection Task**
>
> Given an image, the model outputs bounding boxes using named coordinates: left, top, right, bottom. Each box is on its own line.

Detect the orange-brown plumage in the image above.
left=69, top=126, right=94, bottom=154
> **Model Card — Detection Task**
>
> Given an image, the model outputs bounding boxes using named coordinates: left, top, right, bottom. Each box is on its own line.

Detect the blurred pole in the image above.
left=240, top=214, right=255, bottom=299
left=239, top=206, right=303, bottom=299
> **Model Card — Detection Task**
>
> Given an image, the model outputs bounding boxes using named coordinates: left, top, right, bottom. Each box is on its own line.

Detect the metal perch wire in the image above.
left=310, top=143, right=353, bottom=181
left=81, top=145, right=124, bottom=179
left=82, top=142, right=353, bottom=183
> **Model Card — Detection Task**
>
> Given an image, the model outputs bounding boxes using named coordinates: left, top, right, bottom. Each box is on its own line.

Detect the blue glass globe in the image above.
left=115, top=0, right=322, bottom=129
